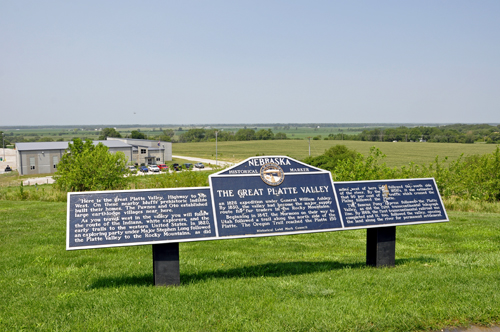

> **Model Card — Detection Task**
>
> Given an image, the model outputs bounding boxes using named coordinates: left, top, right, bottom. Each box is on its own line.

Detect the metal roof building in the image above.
left=106, top=138, right=172, bottom=167
left=15, top=140, right=134, bottom=176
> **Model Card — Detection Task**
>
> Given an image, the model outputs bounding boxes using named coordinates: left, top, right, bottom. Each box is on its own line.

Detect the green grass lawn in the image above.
left=1, top=200, right=499, bottom=331
left=173, top=140, right=499, bottom=167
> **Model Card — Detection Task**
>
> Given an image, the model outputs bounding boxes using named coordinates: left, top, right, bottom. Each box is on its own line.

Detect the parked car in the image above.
left=183, top=163, right=193, bottom=169
left=127, top=165, right=137, bottom=174
left=148, top=165, right=160, bottom=172
left=4, top=165, right=12, bottom=172
left=157, top=164, right=168, bottom=171
left=172, top=163, right=182, bottom=171
left=194, top=163, right=205, bottom=169
left=139, top=166, right=149, bottom=173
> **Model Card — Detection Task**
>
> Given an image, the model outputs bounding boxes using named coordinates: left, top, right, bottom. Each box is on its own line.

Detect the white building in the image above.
left=15, top=139, right=172, bottom=176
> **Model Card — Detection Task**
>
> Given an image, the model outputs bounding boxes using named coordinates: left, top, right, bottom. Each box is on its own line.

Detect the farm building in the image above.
left=15, top=139, right=172, bottom=176
left=106, top=137, right=172, bottom=166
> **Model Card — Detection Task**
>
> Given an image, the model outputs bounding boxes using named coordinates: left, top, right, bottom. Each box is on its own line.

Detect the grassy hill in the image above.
left=0, top=200, right=499, bottom=331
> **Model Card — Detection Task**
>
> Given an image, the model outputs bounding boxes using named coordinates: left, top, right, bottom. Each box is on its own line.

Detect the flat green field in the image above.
left=173, top=140, right=498, bottom=167
left=1, top=201, right=499, bottom=331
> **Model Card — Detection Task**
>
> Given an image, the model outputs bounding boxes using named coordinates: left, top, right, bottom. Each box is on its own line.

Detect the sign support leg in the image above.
left=366, top=226, right=396, bottom=267
left=152, top=243, right=180, bottom=286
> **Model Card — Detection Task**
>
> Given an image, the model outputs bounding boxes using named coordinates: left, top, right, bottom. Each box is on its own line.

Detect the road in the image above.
left=172, top=155, right=234, bottom=167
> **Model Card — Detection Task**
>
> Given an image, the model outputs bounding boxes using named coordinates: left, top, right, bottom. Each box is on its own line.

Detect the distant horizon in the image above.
left=1, top=122, right=500, bottom=130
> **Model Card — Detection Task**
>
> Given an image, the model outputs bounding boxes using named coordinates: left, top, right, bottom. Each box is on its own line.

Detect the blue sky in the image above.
left=1, top=1, right=499, bottom=126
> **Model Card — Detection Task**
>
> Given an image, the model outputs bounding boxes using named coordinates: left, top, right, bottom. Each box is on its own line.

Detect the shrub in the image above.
left=303, top=145, right=358, bottom=173
left=53, top=138, right=130, bottom=192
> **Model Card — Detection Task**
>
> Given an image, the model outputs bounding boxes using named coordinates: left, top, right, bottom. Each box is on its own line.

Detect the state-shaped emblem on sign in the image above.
left=260, top=163, right=285, bottom=186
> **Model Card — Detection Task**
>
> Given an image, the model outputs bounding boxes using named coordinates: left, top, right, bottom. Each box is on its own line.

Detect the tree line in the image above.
left=325, top=124, right=500, bottom=144
left=177, top=128, right=288, bottom=143
left=84, top=127, right=289, bottom=143
left=98, top=128, right=288, bottom=143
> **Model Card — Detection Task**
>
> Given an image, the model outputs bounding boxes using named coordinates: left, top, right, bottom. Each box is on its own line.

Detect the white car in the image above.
left=148, top=165, right=160, bottom=172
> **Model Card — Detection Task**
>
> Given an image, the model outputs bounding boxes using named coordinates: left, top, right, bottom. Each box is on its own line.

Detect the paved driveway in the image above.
left=172, top=155, right=233, bottom=167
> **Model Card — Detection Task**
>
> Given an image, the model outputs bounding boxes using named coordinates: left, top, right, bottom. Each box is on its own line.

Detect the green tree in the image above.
left=303, top=144, right=358, bottom=172
left=216, top=131, right=235, bottom=141
left=54, top=138, right=130, bottom=192
left=131, top=130, right=146, bottom=139
left=235, top=128, right=256, bottom=141
left=255, top=129, right=274, bottom=140
left=179, top=129, right=206, bottom=142
left=274, top=132, right=287, bottom=140
left=99, top=127, right=122, bottom=140
left=163, top=129, right=175, bottom=137
left=159, top=132, right=172, bottom=142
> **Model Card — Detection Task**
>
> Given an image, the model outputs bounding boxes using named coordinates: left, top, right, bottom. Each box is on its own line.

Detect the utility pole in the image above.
left=215, top=131, right=218, bottom=166
left=307, top=137, right=311, bottom=156
left=2, top=133, right=4, bottom=162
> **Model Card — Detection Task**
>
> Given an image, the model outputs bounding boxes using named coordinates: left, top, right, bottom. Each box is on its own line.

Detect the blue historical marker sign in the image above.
left=334, top=178, right=448, bottom=228
left=67, top=156, right=448, bottom=250
left=209, top=156, right=343, bottom=238
left=67, top=187, right=216, bottom=250
left=66, top=157, right=450, bottom=286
